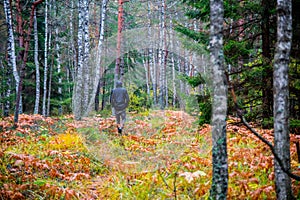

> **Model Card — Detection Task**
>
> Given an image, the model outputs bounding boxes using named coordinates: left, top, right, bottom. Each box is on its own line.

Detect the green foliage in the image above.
left=197, top=94, right=212, bottom=125
left=128, top=85, right=151, bottom=113
left=179, top=73, right=205, bottom=88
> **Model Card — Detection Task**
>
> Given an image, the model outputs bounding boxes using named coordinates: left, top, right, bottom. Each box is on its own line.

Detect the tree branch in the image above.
left=227, top=73, right=300, bottom=181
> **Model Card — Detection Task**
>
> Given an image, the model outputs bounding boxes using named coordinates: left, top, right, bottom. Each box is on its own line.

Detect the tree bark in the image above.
left=158, top=0, right=166, bottom=109
left=34, top=9, right=40, bottom=114
left=3, top=0, right=19, bottom=93
left=209, top=0, right=228, bottom=199
left=83, top=0, right=90, bottom=111
left=42, top=0, right=49, bottom=116
left=55, top=25, right=62, bottom=115
left=115, top=0, right=124, bottom=85
left=273, top=0, right=293, bottom=198
left=261, top=0, right=273, bottom=120
left=84, top=0, right=109, bottom=116
left=73, top=0, right=84, bottom=120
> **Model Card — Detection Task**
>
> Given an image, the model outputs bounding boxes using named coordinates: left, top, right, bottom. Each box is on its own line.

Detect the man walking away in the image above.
left=110, top=80, right=130, bottom=134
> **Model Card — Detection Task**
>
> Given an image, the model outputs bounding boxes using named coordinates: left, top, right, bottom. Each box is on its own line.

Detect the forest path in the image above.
left=73, top=110, right=210, bottom=198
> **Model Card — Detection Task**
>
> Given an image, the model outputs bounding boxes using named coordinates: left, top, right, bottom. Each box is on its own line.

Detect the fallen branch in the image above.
left=228, top=75, right=300, bottom=181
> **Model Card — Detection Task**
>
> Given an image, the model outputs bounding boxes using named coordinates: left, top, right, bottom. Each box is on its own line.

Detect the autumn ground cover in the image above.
left=1, top=111, right=300, bottom=199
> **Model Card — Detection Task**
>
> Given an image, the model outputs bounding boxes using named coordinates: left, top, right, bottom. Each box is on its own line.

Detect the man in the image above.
left=110, top=80, right=129, bottom=134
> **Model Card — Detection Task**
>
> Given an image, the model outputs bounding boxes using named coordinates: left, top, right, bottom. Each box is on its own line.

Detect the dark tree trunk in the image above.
left=261, top=0, right=274, bottom=120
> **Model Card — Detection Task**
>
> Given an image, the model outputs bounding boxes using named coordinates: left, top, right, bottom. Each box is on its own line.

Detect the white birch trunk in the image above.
left=73, top=0, right=84, bottom=120
left=83, top=0, right=90, bottom=111
left=42, top=0, right=48, bottom=116
left=84, top=0, right=109, bottom=116
left=170, top=16, right=176, bottom=108
left=47, top=64, right=52, bottom=116
left=147, top=1, right=157, bottom=105
left=209, top=0, right=228, bottom=198
left=34, top=9, right=40, bottom=114
left=158, top=0, right=166, bottom=109
left=3, top=0, right=19, bottom=94
left=273, top=0, right=293, bottom=198
left=55, top=26, right=62, bottom=115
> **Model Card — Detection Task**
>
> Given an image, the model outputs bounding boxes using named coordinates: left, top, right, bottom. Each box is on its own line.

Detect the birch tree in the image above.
left=158, top=0, right=166, bottom=109
left=209, top=0, right=228, bottom=198
left=42, top=0, right=49, bottom=116
left=273, top=0, right=293, bottom=198
left=83, top=0, right=90, bottom=111
left=73, top=0, right=85, bottom=120
left=85, top=0, right=109, bottom=116
left=55, top=16, right=62, bottom=115
left=34, top=9, right=40, bottom=114
left=3, top=0, right=19, bottom=114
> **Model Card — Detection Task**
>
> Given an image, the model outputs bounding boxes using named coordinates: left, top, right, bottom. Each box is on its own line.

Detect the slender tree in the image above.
left=86, top=0, right=109, bottom=115
left=73, top=0, right=85, bottom=120
left=209, top=0, right=228, bottom=198
left=3, top=0, right=19, bottom=114
left=273, top=0, right=293, bottom=198
left=83, top=0, right=90, bottom=111
left=115, top=0, right=125, bottom=85
left=34, top=9, right=40, bottom=114
left=42, top=0, right=49, bottom=116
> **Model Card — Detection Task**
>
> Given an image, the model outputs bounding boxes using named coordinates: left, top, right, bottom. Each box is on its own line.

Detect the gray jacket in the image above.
left=111, top=81, right=129, bottom=111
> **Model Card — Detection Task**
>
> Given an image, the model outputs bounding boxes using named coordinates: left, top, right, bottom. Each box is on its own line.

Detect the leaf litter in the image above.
left=1, top=112, right=300, bottom=199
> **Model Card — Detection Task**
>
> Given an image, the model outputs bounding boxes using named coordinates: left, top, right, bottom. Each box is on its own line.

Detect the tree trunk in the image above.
left=83, top=0, right=90, bottom=111
left=34, top=9, right=40, bottom=114
left=209, top=0, right=228, bottom=199
left=3, top=0, right=19, bottom=94
left=261, top=0, right=273, bottom=120
left=42, top=0, right=49, bottom=116
left=159, top=0, right=166, bottom=109
left=273, top=0, right=293, bottom=198
left=115, top=0, right=124, bottom=85
left=55, top=26, right=62, bottom=115
left=73, top=0, right=84, bottom=120
left=84, top=0, right=109, bottom=116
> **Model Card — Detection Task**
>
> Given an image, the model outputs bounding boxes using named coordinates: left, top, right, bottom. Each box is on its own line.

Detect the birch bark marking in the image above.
left=74, top=0, right=84, bottom=120
left=209, top=0, right=228, bottom=199
left=55, top=26, right=62, bottom=115
left=3, top=0, right=19, bottom=91
left=42, top=0, right=48, bottom=116
left=34, top=9, right=40, bottom=114
left=83, top=0, right=90, bottom=111
left=84, top=0, right=109, bottom=116
left=158, top=0, right=166, bottom=109
left=273, top=0, right=293, bottom=198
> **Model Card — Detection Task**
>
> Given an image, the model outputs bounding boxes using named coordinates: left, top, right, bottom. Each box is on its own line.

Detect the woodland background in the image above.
left=0, top=0, right=300, bottom=199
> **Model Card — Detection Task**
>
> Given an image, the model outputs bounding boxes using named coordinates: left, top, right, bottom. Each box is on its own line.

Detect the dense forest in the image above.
left=1, top=0, right=300, bottom=199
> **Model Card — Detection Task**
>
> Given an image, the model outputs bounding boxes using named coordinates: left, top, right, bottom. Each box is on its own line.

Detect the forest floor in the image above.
left=1, top=110, right=300, bottom=199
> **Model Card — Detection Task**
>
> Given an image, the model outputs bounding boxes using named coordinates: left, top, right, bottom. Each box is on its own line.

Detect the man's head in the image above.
left=116, top=80, right=123, bottom=88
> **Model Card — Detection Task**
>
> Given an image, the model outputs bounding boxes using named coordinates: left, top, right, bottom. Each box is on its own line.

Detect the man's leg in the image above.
left=120, top=110, right=126, bottom=128
left=115, top=112, right=122, bottom=133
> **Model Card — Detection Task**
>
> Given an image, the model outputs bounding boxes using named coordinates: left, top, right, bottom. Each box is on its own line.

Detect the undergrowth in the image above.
left=0, top=111, right=300, bottom=199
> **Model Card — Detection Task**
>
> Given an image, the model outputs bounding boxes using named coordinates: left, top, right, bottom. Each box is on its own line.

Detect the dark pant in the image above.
left=115, top=109, right=126, bottom=128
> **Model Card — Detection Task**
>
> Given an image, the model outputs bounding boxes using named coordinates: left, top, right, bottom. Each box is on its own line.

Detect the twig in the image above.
left=228, top=75, right=300, bottom=181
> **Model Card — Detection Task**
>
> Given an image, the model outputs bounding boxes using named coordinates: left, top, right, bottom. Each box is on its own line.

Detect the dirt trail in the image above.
left=72, top=110, right=203, bottom=197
